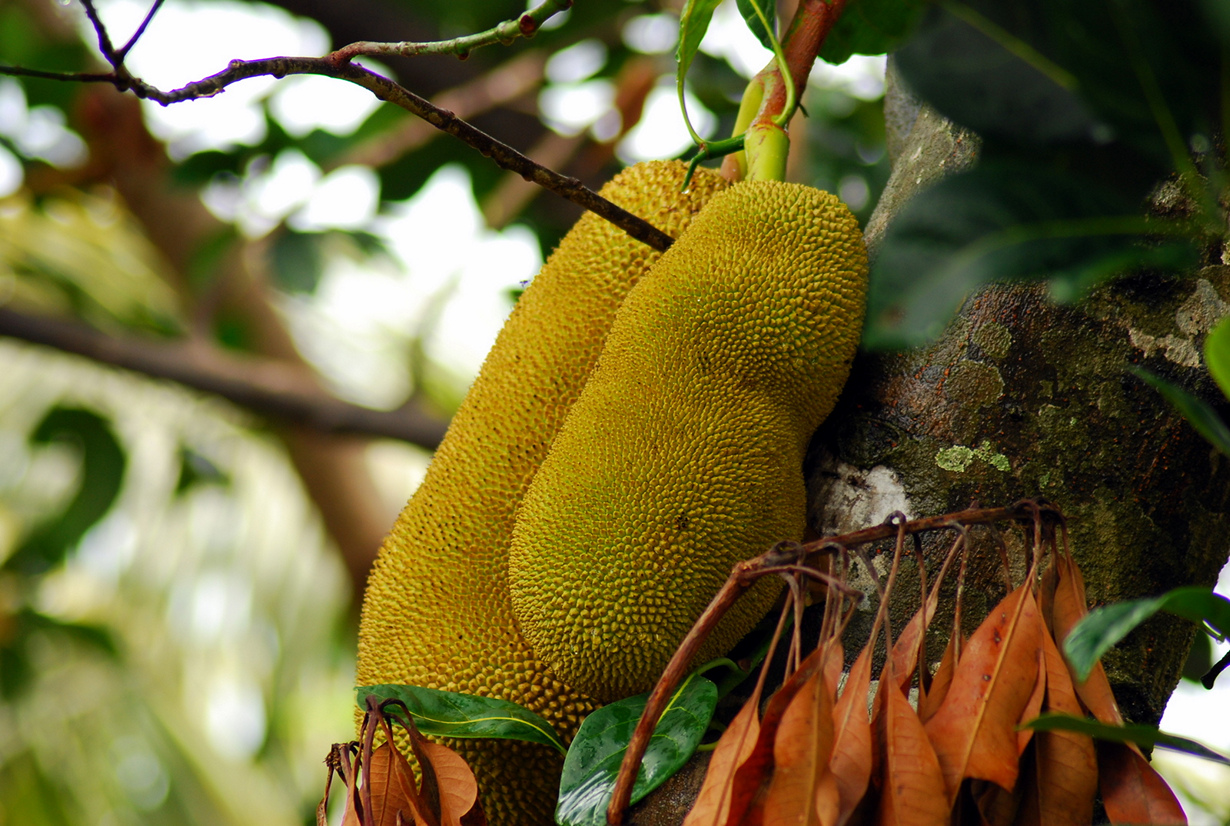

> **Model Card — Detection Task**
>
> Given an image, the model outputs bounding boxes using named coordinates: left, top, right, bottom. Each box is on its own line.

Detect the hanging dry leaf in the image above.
left=917, top=631, right=961, bottom=725
left=683, top=695, right=763, bottom=826
left=874, top=662, right=948, bottom=826
left=1015, top=627, right=1097, bottom=826
left=922, top=582, right=1042, bottom=803
left=888, top=577, right=946, bottom=694
left=1016, top=645, right=1047, bottom=756
left=369, top=742, right=434, bottom=826
left=830, top=644, right=874, bottom=826
left=823, top=639, right=844, bottom=700
left=1097, top=742, right=1187, bottom=826
left=1048, top=553, right=1126, bottom=726
left=417, top=741, right=480, bottom=826
left=972, top=770, right=1024, bottom=826
left=762, top=666, right=837, bottom=826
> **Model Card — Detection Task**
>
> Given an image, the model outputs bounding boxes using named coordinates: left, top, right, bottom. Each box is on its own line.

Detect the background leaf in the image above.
left=1203, top=314, right=1230, bottom=403
left=555, top=674, right=718, bottom=826
left=1133, top=368, right=1230, bottom=458
left=676, top=0, right=723, bottom=100
left=357, top=685, right=566, bottom=754
left=1025, top=713, right=1230, bottom=766
left=735, top=0, right=775, bottom=51
left=819, top=0, right=925, bottom=65
left=1063, top=587, right=1230, bottom=681
left=864, top=163, right=1196, bottom=349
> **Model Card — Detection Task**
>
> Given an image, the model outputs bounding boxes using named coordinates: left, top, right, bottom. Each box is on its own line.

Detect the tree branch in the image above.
left=329, top=0, right=572, bottom=62
left=0, top=22, right=673, bottom=252
left=0, top=307, right=448, bottom=448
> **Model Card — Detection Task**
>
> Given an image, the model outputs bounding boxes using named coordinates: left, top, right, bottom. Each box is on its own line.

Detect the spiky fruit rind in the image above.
left=355, top=161, right=728, bottom=825
left=509, top=181, right=868, bottom=703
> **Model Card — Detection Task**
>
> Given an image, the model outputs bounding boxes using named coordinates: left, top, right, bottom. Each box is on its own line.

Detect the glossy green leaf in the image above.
left=1063, top=586, right=1230, bottom=681
left=676, top=0, right=723, bottom=103
left=735, top=0, right=774, bottom=52
left=1023, top=713, right=1230, bottom=766
left=819, top=0, right=925, bottom=65
left=1133, top=368, right=1230, bottom=458
left=1203, top=314, right=1230, bottom=403
left=555, top=674, right=718, bottom=826
left=864, top=163, right=1196, bottom=350
left=357, top=684, right=566, bottom=754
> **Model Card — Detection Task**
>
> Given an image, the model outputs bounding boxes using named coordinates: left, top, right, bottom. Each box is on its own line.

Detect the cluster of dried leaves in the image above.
left=319, top=695, right=487, bottom=826
left=675, top=515, right=1187, bottom=826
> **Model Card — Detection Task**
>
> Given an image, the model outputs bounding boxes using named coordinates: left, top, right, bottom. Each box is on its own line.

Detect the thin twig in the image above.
left=329, top=0, right=572, bottom=63
left=0, top=54, right=673, bottom=251
left=117, top=0, right=168, bottom=60
left=0, top=307, right=448, bottom=447
left=79, top=0, right=119, bottom=65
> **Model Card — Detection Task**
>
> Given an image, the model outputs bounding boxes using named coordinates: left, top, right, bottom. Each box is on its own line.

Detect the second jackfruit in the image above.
left=509, top=180, right=868, bottom=703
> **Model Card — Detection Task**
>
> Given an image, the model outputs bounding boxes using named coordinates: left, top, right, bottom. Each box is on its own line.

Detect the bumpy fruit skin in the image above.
left=355, top=161, right=728, bottom=826
left=509, top=181, right=868, bottom=703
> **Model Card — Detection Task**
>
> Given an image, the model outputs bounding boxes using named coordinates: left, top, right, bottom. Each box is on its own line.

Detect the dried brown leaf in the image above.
left=1016, top=645, right=1047, bottom=756
left=1097, top=742, right=1187, bottom=826
left=917, top=631, right=960, bottom=725
left=763, top=666, right=836, bottom=826
left=369, top=742, right=427, bottom=826
left=1016, top=627, right=1097, bottom=826
left=684, top=698, right=762, bottom=826
left=922, top=582, right=1042, bottom=803
left=875, top=663, right=948, bottom=826
left=1048, top=554, right=1125, bottom=726
left=830, top=645, right=874, bottom=826
left=417, top=742, right=479, bottom=826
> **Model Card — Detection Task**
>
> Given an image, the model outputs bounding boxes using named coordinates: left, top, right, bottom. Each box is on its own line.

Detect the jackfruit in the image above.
left=509, top=181, right=868, bottom=703
left=355, top=161, right=728, bottom=826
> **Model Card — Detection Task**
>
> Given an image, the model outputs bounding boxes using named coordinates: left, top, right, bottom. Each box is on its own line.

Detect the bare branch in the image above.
left=0, top=53, right=674, bottom=251
left=328, top=0, right=572, bottom=63
left=117, top=0, right=167, bottom=60
left=0, top=307, right=448, bottom=448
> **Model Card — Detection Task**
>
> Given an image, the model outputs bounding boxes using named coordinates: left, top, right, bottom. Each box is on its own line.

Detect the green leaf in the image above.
left=555, top=674, right=718, bottom=826
left=819, top=0, right=925, bottom=65
left=357, top=684, right=566, bottom=755
left=735, top=0, right=775, bottom=52
left=1023, top=713, right=1230, bottom=766
left=893, top=5, right=1105, bottom=147
left=1204, top=314, right=1230, bottom=403
left=1132, top=368, right=1230, bottom=458
left=864, top=163, right=1197, bottom=350
left=1063, top=586, right=1230, bottom=681
left=676, top=0, right=723, bottom=98
left=894, top=1, right=1223, bottom=169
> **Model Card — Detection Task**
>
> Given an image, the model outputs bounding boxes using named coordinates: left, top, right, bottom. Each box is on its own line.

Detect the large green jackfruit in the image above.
left=509, top=181, right=868, bottom=703
left=355, top=161, right=728, bottom=825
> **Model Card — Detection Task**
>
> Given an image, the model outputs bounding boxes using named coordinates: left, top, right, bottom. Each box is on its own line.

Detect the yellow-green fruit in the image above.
left=509, top=181, right=868, bottom=703
left=355, top=161, right=728, bottom=825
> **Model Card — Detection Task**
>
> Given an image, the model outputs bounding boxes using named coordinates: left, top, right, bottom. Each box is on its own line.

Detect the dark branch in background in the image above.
left=0, top=308, right=448, bottom=449
left=0, top=0, right=674, bottom=252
